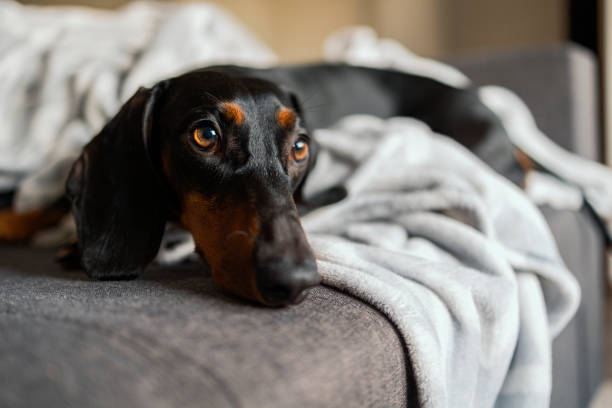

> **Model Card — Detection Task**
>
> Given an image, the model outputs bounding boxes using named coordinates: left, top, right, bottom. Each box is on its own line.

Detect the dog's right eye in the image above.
left=192, top=125, right=220, bottom=152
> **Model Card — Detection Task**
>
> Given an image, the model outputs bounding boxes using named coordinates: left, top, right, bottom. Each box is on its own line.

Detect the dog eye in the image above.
left=291, top=137, right=309, bottom=163
left=192, top=125, right=220, bottom=151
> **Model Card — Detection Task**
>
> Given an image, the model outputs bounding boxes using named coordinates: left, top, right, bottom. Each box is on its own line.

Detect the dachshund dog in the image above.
left=0, top=64, right=523, bottom=306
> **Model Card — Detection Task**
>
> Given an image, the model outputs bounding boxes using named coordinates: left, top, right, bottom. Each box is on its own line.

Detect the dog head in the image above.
left=66, top=67, right=320, bottom=306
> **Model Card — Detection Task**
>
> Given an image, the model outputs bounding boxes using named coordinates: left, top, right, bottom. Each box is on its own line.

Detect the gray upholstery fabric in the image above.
left=541, top=206, right=605, bottom=408
left=0, top=246, right=410, bottom=408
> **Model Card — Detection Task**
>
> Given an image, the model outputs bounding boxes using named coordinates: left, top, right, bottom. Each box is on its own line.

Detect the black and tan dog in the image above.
left=0, top=64, right=523, bottom=306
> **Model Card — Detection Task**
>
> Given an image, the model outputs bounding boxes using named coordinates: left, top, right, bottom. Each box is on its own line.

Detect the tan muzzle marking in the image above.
left=180, top=192, right=263, bottom=302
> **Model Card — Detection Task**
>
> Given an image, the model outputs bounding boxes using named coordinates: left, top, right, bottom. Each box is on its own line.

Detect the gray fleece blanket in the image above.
left=300, top=115, right=579, bottom=407
left=0, top=2, right=582, bottom=407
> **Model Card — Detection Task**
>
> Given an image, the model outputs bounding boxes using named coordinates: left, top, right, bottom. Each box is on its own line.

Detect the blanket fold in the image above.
left=302, top=115, right=579, bottom=407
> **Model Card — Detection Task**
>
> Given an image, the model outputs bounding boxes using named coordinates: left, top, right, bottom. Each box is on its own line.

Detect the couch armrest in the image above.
left=445, top=44, right=601, bottom=161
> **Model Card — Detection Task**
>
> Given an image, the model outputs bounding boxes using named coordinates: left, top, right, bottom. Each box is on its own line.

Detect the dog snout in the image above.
left=254, top=212, right=320, bottom=306
left=256, top=257, right=320, bottom=306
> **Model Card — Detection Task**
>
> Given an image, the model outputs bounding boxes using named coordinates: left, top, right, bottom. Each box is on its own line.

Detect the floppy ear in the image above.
left=66, top=84, right=169, bottom=280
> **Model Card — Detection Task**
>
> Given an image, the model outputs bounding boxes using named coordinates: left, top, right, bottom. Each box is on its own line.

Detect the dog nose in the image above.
left=256, top=258, right=320, bottom=306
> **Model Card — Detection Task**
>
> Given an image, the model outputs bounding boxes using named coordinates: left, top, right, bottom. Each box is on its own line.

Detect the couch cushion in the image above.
left=540, top=206, right=605, bottom=408
left=0, top=246, right=409, bottom=408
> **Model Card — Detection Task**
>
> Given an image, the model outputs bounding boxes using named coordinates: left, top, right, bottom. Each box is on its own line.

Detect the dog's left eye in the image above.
left=291, top=137, right=309, bottom=163
left=192, top=125, right=220, bottom=152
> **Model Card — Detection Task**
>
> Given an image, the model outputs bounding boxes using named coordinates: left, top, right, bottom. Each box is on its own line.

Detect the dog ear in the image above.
left=66, top=83, right=169, bottom=280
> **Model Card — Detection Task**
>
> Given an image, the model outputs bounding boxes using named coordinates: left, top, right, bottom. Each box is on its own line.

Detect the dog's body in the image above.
left=0, top=64, right=523, bottom=305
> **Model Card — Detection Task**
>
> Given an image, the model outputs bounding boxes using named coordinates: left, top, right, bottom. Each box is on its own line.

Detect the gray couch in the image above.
left=0, top=44, right=604, bottom=407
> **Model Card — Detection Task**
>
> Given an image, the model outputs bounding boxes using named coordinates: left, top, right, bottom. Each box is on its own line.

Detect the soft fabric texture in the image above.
left=323, top=26, right=470, bottom=88
left=451, top=47, right=605, bottom=407
left=479, top=86, right=612, bottom=236
left=300, top=115, right=579, bottom=407
left=0, top=246, right=410, bottom=408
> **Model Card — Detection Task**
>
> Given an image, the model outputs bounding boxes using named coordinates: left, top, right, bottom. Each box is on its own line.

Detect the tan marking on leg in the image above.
left=515, top=148, right=535, bottom=172
left=0, top=206, right=68, bottom=242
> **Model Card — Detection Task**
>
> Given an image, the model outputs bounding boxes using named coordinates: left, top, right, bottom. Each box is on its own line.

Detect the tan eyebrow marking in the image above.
left=221, top=102, right=245, bottom=125
left=276, top=107, right=296, bottom=130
